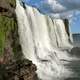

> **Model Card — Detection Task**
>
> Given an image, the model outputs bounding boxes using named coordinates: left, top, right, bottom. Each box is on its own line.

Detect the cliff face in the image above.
left=0, top=0, right=16, bottom=17
left=0, top=0, right=16, bottom=60
left=0, top=1, right=38, bottom=80
left=0, top=0, right=22, bottom=61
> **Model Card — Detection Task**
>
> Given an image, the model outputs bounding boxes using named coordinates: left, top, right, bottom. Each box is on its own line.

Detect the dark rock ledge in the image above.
left=0, top=59, right=38, bottom=80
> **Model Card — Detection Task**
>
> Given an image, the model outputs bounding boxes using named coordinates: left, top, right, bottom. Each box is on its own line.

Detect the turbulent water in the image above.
left=15, top=0, right=74, bottom=80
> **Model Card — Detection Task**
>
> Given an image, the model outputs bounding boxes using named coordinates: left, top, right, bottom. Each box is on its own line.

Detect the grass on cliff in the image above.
left=0, top=16, right=16, bottom=56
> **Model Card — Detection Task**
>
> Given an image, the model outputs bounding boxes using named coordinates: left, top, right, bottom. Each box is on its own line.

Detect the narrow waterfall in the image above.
left=15, top=0, right=73, bottom=80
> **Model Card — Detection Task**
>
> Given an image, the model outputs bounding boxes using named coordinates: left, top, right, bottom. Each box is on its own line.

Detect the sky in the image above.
left=21, top=0, right=80, bottom=33
left=70, top=15, right=80, bottom=33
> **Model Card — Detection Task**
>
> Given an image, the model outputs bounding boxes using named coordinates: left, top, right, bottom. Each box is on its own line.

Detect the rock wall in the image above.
left=0, top=1, right=37, bottom=80
left=0, top=0, right=16, bottom=62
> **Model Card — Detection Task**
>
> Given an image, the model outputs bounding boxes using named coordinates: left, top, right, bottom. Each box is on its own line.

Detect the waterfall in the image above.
left=15, top=0, right=73, bottom=80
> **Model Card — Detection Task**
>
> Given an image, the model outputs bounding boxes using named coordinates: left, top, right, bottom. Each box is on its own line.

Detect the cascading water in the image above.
left=15, top=0, right=74, bottom=80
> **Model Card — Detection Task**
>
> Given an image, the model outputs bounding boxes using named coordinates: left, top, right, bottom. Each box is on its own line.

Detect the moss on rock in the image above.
left=0, top=16, right=15, bottom=55
left=0, top=0, right=17, bottom=59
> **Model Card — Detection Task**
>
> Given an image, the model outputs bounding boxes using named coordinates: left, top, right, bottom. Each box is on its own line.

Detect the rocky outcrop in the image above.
left=0, top=0, right=38, bottom=80
left=70, top=47, right=80, bottom=58
left=0, top=0, right=16, bottom=18
left=0, top=59, right=38, bottom=80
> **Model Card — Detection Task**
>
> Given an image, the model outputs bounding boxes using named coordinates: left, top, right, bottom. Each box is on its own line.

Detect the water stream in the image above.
left=15, top=0, right=74, bottom=80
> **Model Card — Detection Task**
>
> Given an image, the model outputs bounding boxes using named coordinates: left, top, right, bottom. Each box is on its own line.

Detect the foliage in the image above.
left=0, top=16, right=16, bottom=56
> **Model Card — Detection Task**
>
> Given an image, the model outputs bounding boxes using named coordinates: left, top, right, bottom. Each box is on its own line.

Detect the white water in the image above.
left=16, top=0, right=73, bottom=80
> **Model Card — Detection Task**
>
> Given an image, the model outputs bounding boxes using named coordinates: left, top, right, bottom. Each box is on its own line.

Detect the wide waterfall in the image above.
left=15, top=0, right=73, bottom=80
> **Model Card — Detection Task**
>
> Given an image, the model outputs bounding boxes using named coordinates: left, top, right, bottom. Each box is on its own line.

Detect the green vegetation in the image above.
left=0, top=15, right=16, bottom=56
left=0, top=0, right=16, bottom=57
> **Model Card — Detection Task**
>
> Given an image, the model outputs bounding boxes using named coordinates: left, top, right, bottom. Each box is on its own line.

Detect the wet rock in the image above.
left=0, top=0, right=16, bottom=18
left=0, top=59, right=38, bottom=80
left=70, top=47, right=80, bottom=58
